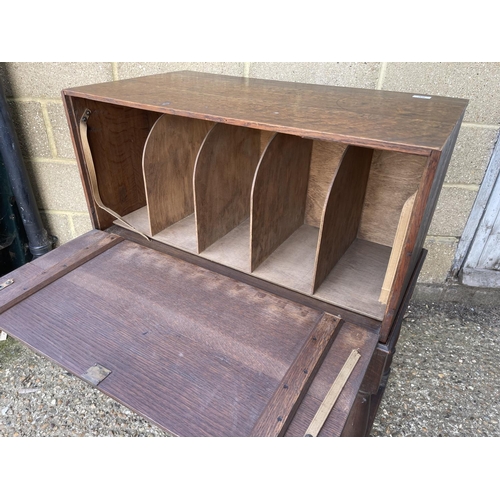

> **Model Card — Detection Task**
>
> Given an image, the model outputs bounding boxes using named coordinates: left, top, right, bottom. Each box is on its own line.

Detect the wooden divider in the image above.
left=194, top=123, right=261, bottom=253
left=312, top=146, right=373, bottom=293
left=250, top=133, right=313, bottom=272
left=379, top=191, right=417, bottom=304
left=142, top=114, right=213, bottom=236
left=304, top=141, right=347, bottom=228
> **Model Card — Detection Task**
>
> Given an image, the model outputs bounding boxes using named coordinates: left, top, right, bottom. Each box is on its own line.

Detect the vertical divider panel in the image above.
left=250, top=134, right=313, bottom=272
left=379, top=191, right=417, bottom=304
left=312, top=146, right=373, bottom=293
left=194, top=123, right=261, bottom=253
left=143, top=115, right=213, bottom=236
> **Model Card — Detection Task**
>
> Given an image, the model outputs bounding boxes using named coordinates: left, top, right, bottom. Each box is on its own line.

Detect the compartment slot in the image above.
left=194, top=123, right=261, bottom=254
left=250, top=133, right=313, bottom=272
left=358, top=151, right=428, bottom=246
left=313, top=239, right=391, bottom=320
left=107, top=112, right=427, bottom=321
left=252, top=225, right=319, bottom=294
left=198, top=218, right=251, bottom=272
left=73, top=99, right=156, bottom=229
left=143, top=114, right=212, bottom=236
left=305, top=141, right=347, bottom=228
left=115, top=207, right=198, bottom=253
left=313, top=146, right=373, bottom=293
left=311, top=149, right=426, bottom=321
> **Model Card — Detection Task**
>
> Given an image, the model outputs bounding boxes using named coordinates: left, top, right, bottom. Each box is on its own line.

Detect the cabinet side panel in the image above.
left=380, top=114, right=464, bottom=341
left=63, top=94, right=99, bottom=228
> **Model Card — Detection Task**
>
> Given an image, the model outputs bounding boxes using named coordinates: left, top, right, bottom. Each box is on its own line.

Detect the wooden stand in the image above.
left=0, top=71, right=467, bottom=436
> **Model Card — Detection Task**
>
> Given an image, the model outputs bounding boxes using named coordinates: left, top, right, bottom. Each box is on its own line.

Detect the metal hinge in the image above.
left=0, top=279, right=14, bottom=291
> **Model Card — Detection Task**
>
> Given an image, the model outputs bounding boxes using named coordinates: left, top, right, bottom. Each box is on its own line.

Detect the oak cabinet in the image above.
left=0, top=72, right=467, bottom=436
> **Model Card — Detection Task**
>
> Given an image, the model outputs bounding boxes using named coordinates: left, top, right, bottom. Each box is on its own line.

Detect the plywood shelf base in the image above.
left=314, top=239, right=390, bottom=321
left=200, top=218, right=250, bottom=273
left=253, top=224, right=318, bottom=295
left=115, top=207, right=198, bottom=254
left=114, top=213, right=390, bottom=321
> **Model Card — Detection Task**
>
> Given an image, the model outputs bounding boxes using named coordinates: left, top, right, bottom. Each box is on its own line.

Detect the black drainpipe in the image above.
left=0, top=82, right=53, bottom=259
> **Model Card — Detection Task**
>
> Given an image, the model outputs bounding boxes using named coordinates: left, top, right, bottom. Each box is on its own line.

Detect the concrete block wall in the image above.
left=1, top=62, right=498, bottom=287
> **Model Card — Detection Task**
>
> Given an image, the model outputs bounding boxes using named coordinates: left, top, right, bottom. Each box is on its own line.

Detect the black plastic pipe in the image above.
left=0, top=82, right=53, bottom=258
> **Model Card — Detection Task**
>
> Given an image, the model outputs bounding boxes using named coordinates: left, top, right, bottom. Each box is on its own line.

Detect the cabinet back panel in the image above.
left=358, top=151, right=427, bottom=247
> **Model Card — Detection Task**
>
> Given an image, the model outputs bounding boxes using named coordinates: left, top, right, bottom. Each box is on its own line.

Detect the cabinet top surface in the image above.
left=64, top=71, right=468, bottom=154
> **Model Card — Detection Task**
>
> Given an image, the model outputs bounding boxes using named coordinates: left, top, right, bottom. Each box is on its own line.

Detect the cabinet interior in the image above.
left=75, top=99, right=428, bottom=321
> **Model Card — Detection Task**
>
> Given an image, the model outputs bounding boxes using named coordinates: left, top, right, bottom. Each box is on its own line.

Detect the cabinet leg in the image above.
left=365, top=347, right=396, bottom=435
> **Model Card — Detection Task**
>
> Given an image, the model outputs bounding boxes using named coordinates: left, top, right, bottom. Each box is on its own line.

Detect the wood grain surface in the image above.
left=251, top=313, right=343, bottom=436
left=64, top=71, right=468, bottom=154
left=194, top=123, right=260, bottom=253
left=358, top=150, right=427, bottom=246
left=379, top=191, right=417, bottom=304
left=110, top=225, right=382, bottom=331
left=313, top=146, right=373, bottom=292
left=305, top=140, right=347, bottom=227
left=0, top=234, right=339, bottom=436
left=0, top=232, right=122, bottom=315
left=285, top=322, right=379, bottom=437
left=251, top=133, right=313, bottom=271
left=143, top=114, right=212, bottom=235
left=68, top=98, right=158, bottom=228
left=313, top=238, right=390, bottom=321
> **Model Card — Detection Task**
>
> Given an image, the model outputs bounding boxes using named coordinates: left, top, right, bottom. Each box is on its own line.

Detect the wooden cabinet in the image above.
left=0, top=71, right=467, bottom=436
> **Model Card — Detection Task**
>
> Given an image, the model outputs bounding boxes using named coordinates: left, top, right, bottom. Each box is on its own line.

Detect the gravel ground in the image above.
left=1, top=300, right=498, bottom=437
left=0, top=339, right=170, bottom=437
left=371, top=300, right=500, bottom=437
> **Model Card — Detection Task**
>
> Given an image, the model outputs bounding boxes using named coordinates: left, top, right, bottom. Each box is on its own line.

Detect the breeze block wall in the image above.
left=1, top=62, right=498, bottom=291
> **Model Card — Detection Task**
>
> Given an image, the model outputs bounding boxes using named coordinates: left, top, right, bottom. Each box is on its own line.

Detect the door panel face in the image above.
left=0, top=229, right=378, bottom=436
left=461, top=169, right=500, bottom=287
